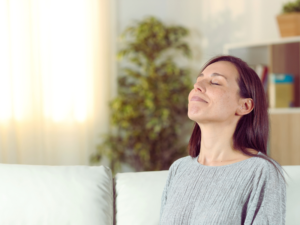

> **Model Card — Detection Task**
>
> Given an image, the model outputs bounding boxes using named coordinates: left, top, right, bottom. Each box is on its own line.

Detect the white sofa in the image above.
left=0, top=163, right=299, bottom=225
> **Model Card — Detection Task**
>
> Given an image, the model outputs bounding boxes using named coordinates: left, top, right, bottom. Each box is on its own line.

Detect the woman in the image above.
left=159, top=55, right=287, bottom=225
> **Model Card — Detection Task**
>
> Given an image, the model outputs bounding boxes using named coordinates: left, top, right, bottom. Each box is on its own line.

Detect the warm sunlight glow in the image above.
left=0, top=0, right=94, bottom=123
left=0, top=1, right=11, bottom=121
left=0, top=0, right=109, bottom=166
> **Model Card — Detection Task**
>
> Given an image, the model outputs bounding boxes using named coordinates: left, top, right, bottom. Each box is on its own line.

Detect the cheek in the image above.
left=210, top=89, right=225, bottom=102
left=216, top=91, right=239, bottom=110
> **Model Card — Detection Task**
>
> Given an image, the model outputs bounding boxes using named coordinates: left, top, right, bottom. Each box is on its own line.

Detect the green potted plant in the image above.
left=90, top=16, right=193, bottom=174
left=277, top=0, right=300, bottom=37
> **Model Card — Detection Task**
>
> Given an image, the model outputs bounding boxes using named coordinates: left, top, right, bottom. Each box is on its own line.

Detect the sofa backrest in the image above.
left=284, top=165, right=300, bottom=225
left=114, top=170, right=169, bottom=225
left=0, top=163, right=299, bottom=225
left=0, top=163, right=113, bottom=225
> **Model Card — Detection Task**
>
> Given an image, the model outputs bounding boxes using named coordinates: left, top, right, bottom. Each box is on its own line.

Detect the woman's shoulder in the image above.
left=169, top=155, right=194, bottom=172
left=249, top=150, right=285, bottom=184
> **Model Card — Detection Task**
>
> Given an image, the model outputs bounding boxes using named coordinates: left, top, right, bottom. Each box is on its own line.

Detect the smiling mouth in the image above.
left=191, top=96, right=207, bottom=103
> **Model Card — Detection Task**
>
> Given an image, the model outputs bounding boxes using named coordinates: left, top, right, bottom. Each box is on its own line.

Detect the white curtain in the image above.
left=0, top=0, right=114, bottom=165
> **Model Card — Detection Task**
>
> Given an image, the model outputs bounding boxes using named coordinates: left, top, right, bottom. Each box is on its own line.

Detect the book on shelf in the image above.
left=253, top=64, right=269, bottom=94
left=269, top=73, right=294, bottom=108
left=251, top=64, right=269, bottom=96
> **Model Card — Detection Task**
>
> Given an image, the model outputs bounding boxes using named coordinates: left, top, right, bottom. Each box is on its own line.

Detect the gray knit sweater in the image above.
left=159, top=152, right=286, bottom=225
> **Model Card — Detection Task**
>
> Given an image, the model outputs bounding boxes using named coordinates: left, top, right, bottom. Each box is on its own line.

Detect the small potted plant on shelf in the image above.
left=277, top=0, right=300, bottom=37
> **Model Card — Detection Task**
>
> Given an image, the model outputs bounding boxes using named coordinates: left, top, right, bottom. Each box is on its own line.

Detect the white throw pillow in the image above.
left=0, top=164, right=113, bottom=225
left=114, top=170, right=169, bottom=225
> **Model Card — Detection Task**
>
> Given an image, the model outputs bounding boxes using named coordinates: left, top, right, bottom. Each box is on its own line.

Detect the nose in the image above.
left=193, top=80, right=206, bottom=93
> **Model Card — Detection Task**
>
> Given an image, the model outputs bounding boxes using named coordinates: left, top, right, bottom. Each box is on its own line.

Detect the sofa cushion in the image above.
left=114, top=170, right=169, bottom=225
left=283, top=165, right=300, bottom=225
left=0, top=164, right=113, bottom=225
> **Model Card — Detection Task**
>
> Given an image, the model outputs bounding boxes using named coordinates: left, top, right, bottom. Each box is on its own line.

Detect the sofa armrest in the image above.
left=0, top=164, right=114, bottom=225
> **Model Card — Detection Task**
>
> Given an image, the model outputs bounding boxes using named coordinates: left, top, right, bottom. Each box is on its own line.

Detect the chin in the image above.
left=188, top=110, right=211, bottom=124
left=187, top=111, right=200, bottom=122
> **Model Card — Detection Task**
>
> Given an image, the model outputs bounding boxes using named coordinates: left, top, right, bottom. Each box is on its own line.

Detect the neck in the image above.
left=198, top=121, right=239, bottom=163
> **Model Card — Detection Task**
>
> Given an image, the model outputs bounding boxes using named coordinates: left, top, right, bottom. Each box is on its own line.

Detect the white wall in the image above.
left=116, top=0, right=291, bottom=74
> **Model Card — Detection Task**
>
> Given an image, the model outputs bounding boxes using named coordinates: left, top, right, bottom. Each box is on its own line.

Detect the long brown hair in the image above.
left=188, top=55, right=287, bottom=183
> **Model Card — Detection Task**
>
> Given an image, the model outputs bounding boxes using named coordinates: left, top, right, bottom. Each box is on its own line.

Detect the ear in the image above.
left=236, top=98, right=254, bottom=116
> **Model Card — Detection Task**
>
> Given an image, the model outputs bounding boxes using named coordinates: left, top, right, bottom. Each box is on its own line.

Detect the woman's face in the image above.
left=188, top=61, right=242, bottom=124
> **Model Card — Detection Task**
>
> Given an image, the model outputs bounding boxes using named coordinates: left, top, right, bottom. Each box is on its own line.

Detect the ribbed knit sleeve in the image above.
left=159, top=167, right=171, bottom=219
left=159, top=153, right=287, bottom=225
left=244, top=161, right=286, bottom=225
left=160, top=158, right=183, bottom=219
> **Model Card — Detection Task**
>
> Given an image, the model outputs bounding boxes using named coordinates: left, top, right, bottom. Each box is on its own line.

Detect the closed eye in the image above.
left=211, top=81, right=220, bottom=85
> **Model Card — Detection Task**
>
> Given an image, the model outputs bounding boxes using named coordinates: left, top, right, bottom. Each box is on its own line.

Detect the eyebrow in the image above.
left=197, top=73, right=228, bottom=80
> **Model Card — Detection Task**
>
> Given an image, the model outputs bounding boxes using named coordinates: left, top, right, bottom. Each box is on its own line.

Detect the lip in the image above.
left=191, top=96, right=207, bottom=103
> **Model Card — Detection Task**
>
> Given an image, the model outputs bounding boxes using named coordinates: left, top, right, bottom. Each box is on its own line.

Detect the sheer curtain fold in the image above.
left=0, top=0, right=112, bottom=165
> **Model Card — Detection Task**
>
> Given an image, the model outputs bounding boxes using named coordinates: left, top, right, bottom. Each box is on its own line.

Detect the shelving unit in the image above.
left=224, top=37, right=300, bottom=165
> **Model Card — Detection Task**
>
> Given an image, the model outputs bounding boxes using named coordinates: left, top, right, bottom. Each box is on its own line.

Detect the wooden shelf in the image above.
left=224, top=36, right=300, bottom=53
left=268, top=107, right=300, bottom=114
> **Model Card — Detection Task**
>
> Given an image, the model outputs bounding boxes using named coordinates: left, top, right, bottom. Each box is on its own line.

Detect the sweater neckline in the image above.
left=194, top=151, right=261, bottom=168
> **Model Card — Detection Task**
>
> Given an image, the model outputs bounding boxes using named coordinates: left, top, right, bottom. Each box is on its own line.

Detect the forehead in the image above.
left=202, top=61, right=239, bottom=79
